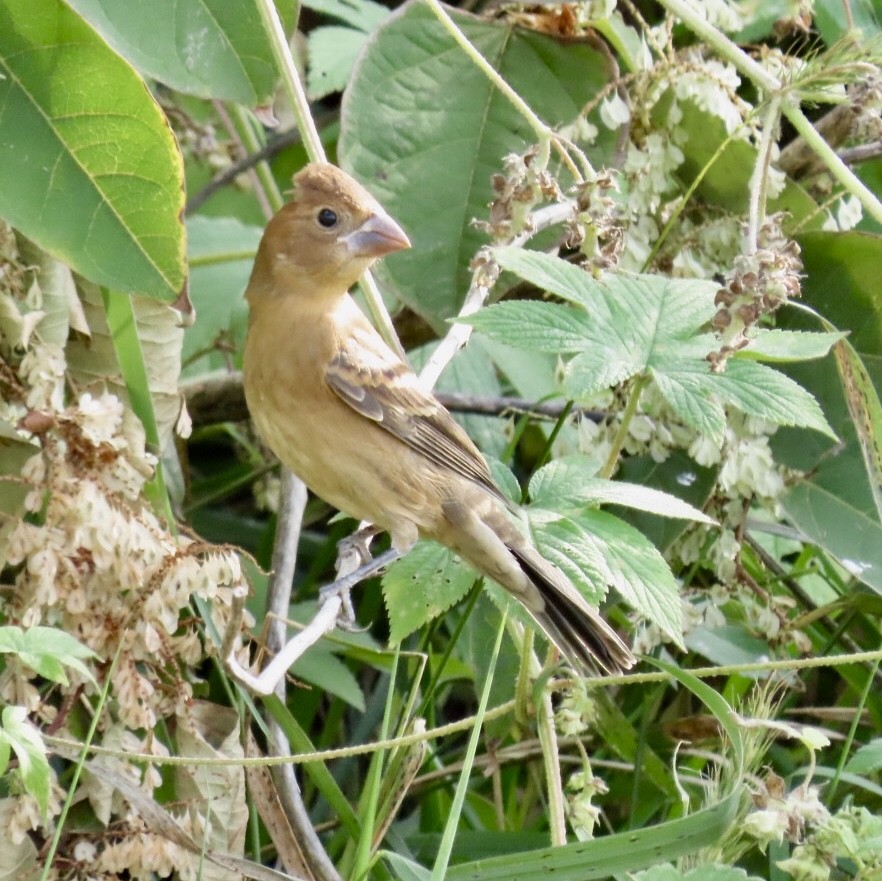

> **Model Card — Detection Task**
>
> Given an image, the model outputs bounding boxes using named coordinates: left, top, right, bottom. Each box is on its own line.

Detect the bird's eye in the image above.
left=317, top=208, right=338, bottom=228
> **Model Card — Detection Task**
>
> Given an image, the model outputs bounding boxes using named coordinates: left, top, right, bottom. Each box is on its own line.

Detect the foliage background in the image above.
left=0, top=1, right=881, bottom=880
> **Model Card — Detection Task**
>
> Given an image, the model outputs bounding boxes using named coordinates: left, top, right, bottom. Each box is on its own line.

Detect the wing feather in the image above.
left=326, top=334, right=506, bottom=504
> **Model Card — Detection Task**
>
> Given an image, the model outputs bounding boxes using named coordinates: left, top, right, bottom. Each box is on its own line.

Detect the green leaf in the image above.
left=684, top=624, right=772, bottom=670
left=574, top=510, right=684, bottom=646
left=772, top=231, right=882, bottom=592
left=736, top=329, right=847, bottom=362
left=308, top=26, right=373, bottom=101
left=845, top=737, right=882, bottom=775
left=340, top=1, right=616, bottom=327
left=291, top=644, right=366, bottom=712
left=0, top=626, right=97, bottom=686
left=529, top=456, right=715, bottom=523
left=303, top=0, right=389, bottom=30
left=0, top=706, right=50, bottom=816
left=483, top=249, right=834, bottom=443
left=530, top=516, right=612, bottom=605
left=712, top=360, right=836, bottom=439
left=463, top=301, right=599, bottom=353
left=382, top=850, right=432, bottom=881
left=444, top=789, right=742, bottom=881
left=780, top=479, right=882, bottom=596
left=490, top=248, right=615, bottom=315
left=653, top=368, right=727, bottom=443
left=530, top=511, right=683, bottom=645
left=66, top=0, right=297, bottom=104
left=382, top=541, right=477, bottom=643
left=0, top=0, right=186, bottom=300
left=673, top=98, right=818, bottom=225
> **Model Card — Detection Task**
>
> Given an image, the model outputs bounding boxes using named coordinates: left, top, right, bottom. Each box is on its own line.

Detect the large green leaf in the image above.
left=67, top=0, right=296, bottom=104
left=0, top=0, right=185, bottom=300
left=340, top=0, right=616, bottom=328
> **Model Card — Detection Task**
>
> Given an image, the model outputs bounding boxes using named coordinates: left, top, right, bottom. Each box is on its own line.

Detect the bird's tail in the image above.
left=508, top=542, right=636, bottom=675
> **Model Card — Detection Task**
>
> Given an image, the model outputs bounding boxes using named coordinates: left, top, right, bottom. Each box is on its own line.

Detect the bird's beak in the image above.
left=342, top=211, right=411, bottom=258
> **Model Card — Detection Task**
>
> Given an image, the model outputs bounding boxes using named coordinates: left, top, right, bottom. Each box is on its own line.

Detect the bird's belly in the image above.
left=247, top=385, right=442, bottom=538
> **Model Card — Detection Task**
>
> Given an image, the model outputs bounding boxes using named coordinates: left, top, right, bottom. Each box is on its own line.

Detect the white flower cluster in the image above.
left=0, top=334, right=254, bottom=847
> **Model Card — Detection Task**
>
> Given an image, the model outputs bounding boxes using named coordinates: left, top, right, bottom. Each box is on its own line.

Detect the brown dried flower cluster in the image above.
left=708, top=215, right=802, bottom=372
left=475, top=146, right=562, bottom=242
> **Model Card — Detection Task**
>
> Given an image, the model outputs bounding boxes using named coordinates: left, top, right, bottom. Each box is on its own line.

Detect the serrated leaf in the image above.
left=382, top=541, right=477, bottom=643
left=529, top=456, right=714, bottom=523
left=534, top=510, right=682, bottom=645
left=67, top=0, right=297, bottom=104
left=581, top=510, right=683, bottom=646
left=340, top=1, right=616, bottom=327
left=491, top=248, right=614, bottom=315
left=845, top=737, right=882, bottom=775
left=0, top=0, right=186, bottom=300
left=737, top=329, right=847, bottom=362
left=652, top=368, right=727, bottom=444
left=480, top=249, right=833, bottom=442
left=463, top=301, right=598, bottom=353
left=530, top=517, right=612, bottom=605
left=528, top=510, right=682, bottom=643
left=713, top=360, right=836, bottom=439
left=562, top=347, right=641, bottom=399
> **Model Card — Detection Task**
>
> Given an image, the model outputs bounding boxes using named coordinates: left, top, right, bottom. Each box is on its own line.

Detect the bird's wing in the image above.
left=326, top=328, right=506, bottom=503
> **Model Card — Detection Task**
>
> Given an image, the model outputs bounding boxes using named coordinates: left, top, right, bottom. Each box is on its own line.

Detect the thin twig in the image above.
left=180, top=371, right=605, bottom=428
left=186, top=127, right=304, bottom=215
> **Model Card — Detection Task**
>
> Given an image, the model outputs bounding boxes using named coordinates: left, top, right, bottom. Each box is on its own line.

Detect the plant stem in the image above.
left=253, top=0, right=404, bottom=356
left=782, top=102, right=882, bottom=226
left=424, top=0, right=552, bottom=165
left=746, top=95, right=782, bottom=254
left=601, top=375, right=648, bottom=479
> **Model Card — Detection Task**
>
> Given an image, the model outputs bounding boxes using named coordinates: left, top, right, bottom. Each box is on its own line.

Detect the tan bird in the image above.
left=243, top=163, right=635, bottom=674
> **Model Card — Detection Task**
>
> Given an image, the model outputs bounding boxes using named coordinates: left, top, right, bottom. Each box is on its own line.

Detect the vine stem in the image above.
left=600, top=375, right=649, bottom=479
left=47, top=644, right=882, bottom=769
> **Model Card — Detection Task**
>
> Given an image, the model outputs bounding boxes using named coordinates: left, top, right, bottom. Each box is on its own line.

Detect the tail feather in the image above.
left=509, top=543, right=635, bottom=675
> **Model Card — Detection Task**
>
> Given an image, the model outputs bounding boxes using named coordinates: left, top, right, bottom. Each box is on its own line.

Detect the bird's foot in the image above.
left=318, top=546, right=403, bottom=630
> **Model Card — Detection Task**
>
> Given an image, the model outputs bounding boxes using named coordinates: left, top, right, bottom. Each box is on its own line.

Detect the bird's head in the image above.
left=247, top=163, right=411, bottom=302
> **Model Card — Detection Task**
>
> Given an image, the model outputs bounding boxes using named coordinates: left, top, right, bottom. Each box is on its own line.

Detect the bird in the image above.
left=243, top=162, right=635, bottom=675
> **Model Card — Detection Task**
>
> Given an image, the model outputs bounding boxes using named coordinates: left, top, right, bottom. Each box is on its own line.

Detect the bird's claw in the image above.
left=318, top=581, right=359, bottom=630
left=317, top=546, right=404, bottom=631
